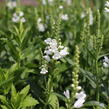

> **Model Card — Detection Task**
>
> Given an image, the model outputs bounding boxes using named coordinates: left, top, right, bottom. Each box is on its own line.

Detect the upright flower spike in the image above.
left=71, top=45, right=80, bottom=93
left=71, top=45, right=86, bottom=108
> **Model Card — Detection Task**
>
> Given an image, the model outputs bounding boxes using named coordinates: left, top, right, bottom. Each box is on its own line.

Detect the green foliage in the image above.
left=0, top=85, right=38, bottom=109
left=0, top=0, right=109, bottom=109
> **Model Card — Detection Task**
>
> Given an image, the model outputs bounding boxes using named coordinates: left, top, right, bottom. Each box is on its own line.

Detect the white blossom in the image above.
left=104, top=1, right=109, bottom=12
left=104, top=7, right=109, bottom=12
left=7, top=1, right=17, bottom=9
left=52, top=51, right=61, bottom=60
left=59, top=47, right=69, bottom=57
left=20, top=17, right=26, bottom=23
left=42, top=0, right=47, bottom=5
left=19, top=11, right=24, bottom=17
left=89, top=10, right=93, bottom=25
left=12, top=11, right=26, bottom=23
left=75, top=91, right=86, bottom=99
left=103, top=56, right=109, bottom=68
left=63, top=90, right=70, bottom=99
left=81, top=12, right=86, bottom=19
left=66, top=0, right=72, bottom=5
left=59, top=5, right=63, bottom=9
left=44, top=38, right=69, bottom=61
left=44, top=38, right=52, bottom=44
left=40, top=67, right=48, bottom=74
left=37, top=18, right=45, bottom=32
left=74, top=98, right=85, bottom=108
left=37, top=23, right=45, bottom=32
left=74, top=91, right=86, bottom=108
left=43, top=55, right=51, bottom=62
left=48, top=0, right=54, bottom=4
left=61, top=14, right=69, bottom=21
left=105, top=1, right=109, bottom=7
left=77, top=86, right=82, bottom=90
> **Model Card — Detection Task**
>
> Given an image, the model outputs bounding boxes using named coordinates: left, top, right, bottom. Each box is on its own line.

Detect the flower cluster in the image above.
left=44, top=38, right=69, bottom=61
left=7, top=1, right=17, bottom=10
left=63, top=88, right=86, bottom=108
left=12, top=11, right=26, bottom=23
left=64, top=46, right=86, bottom=108
left=104, top=1, right=109, bottom=12
left=60, top=14, right=69, bottom=21
left=37, top=18, right=45, bottom=32
left=103, top=56, right=109, bottom=68
left=42, top=0, right=54, bottom=5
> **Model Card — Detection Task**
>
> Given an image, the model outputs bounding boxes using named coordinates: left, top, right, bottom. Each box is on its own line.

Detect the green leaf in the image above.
left=48, top=93, right=59, bottom=109
left=20, top=85, right=30, bottom=98
left=21, top=95, right=39, bottom=107
left=84, top=101, right=106, bottom=109
left=0, top=105, right=8, bottom=109
left=8, top=63, right=18, bottom=73
left=53, top=92, right=67, bottom=102
left=11, top=84, right=17, bottom=102
left=0, top=95, right=7, bottom=104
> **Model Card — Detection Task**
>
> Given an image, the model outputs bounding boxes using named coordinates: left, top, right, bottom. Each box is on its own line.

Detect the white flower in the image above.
left=104, top=1, right=109, bottom=12
left=63, top=90, right=70, bottom=99
left=44, top=38, right=52, bottom=44
left=103, top=56, right=109, bottom=68
left=7, top=1, right=17, bottom=9
left=12, top=11, right=26, bottom=23
left=37, top=18, right=45, bottom=32
left=52, top=51, right=61, bottom=60
left=44, top=49, right=52, bottom=55
left=19, top=11, right=24, bottom=17
left=66, top=0, right=72, bottom=5
left=20, top=17, right=26, bottom=23
left=104, top=7, right=109, bottom=12
left=37, top=23, right=45, bottom=32
left=75, top=91, right=86, bottom=99
left=59, top=5, right=63, bottom=9
left=74, top=91, right=86, bottom=108
left=12, top=16, right=20, bottom=23
left=40, top=67, right=48, bottom=74
left=81, top=12, right=86, bottom=19
left=74, top=98, right=85, bottom=108
left=77, top=86, right=82, bottom=90
left=60, top=47, right=69, bottom=57
left=43, top=55, right=51, bottom=62
left=48, top=0, right=54, bottom=5
left=89, top=10, right=93, bottom=25
left=105, top=1, right=109, bottom=7
left=42, top=0, right=47, bottom=5
left=61, top=14, right=69, bottom=21
left=37, top=18, right=42, bottom=23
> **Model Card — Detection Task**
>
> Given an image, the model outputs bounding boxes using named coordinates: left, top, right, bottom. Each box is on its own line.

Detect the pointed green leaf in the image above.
left=20, top=85, right=30, bottom=97
left=21, top=95, right=39, bottom=107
